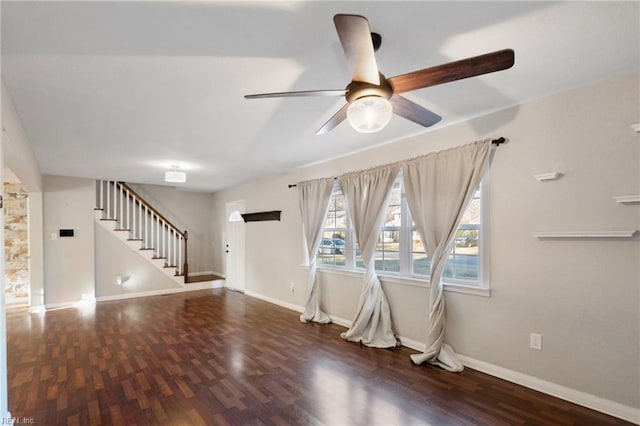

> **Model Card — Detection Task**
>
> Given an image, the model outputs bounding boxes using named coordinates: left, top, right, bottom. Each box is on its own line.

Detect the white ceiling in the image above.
left=2, top=1, right=638, bottom=192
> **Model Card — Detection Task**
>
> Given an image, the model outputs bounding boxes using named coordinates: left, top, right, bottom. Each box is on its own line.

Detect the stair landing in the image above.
left=187, top=274, right=224, bottom=284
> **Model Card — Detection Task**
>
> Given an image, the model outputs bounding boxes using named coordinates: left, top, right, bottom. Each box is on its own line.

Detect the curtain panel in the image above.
left=402, top=139, right=491, bottom=371
left=338, top=164, right=400, bottom=348
left=298, top=178, right=334, bottom=324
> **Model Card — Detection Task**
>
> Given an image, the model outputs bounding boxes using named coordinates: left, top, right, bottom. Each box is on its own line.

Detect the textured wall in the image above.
left=4, top=182, right=29, bottom=303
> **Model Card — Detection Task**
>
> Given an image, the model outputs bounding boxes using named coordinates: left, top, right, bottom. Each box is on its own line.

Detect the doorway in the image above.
left=225, top=200, right=245, bottom=292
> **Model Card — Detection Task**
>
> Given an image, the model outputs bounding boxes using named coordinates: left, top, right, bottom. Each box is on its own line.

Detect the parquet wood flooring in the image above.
left=6, top=289, right=633, bottom=425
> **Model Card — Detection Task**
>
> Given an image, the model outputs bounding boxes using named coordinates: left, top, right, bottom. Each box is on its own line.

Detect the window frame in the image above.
left=315, top=169, right=490, bottom=296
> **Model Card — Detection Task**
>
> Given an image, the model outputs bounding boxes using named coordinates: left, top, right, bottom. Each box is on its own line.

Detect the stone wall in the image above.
left=4, top=182, right=29, bottom=303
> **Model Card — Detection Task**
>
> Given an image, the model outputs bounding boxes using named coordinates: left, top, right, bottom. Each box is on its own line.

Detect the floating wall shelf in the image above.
left=534, top=172, right=562, bottom=181
left=241, top=210, right=282, bottom=222
left=613, top=195, right=640, bottom=204
left=532, top=231, right=637, bottom=239
left=631, top=123, right=640, bottom=133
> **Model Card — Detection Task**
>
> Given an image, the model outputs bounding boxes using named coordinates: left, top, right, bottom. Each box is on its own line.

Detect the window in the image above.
left=318, top=184, right=348, bottom=267
left=375, top=177, right=402, bottom=273
left=317, top=172, right=487, bottom=288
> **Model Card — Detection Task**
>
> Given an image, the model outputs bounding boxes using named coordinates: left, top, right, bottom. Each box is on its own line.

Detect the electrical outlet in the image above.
left=530, top=333, right=542, bottom=350
left=290, top=282, right=295, bottom=293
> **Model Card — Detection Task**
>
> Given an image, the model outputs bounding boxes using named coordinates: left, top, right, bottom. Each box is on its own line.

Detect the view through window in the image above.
left=318, top=172, right=485, bottom=286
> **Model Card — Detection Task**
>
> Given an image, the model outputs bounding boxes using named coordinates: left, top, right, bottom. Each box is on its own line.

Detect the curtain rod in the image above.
left=288, top=137, right=505, bottom=188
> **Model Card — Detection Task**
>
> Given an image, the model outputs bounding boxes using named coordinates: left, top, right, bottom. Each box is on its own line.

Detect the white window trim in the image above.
left=314, top=168, right=491, bottom=296
left=307, top=265, right=490, bottom=297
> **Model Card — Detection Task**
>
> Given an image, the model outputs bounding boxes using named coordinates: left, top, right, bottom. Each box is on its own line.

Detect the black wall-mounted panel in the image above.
left=241, top=211, right=282, bottom=222
left=59, top=229, right=75, bottom=237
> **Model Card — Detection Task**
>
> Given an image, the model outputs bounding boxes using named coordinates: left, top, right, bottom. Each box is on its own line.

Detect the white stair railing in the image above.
left=95, top=180, right=189, bottom=278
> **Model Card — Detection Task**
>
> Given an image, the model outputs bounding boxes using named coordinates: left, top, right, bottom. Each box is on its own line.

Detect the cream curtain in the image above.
left=299, top=178, right=334, bottom=324
left=338, top=164, right=400, bottom=348
left=402, top=140, right=491, bottom=371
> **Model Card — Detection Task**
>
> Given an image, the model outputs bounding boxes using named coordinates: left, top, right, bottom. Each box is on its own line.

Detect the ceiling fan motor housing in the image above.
left=345, top=73, right=393, bottom=103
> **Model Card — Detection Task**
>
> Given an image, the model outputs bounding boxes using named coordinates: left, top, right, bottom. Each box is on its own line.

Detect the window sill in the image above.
left=306, top=265, right=490, bottom=297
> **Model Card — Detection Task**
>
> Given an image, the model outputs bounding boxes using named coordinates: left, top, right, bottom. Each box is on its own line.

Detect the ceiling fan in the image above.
left=245, top=14, right=514, bottom=135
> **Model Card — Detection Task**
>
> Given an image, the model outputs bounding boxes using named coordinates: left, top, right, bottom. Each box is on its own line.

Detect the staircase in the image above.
left=94, top=180, right=189, bottom=285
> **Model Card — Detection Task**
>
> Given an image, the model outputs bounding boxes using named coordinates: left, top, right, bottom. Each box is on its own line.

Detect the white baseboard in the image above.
left=244, top=290, right=304, bottom=314
left=327, top=314, right=351, bottom=329
left=326, top=317, right=428, bottom=353
left=400, top=338, right=639, bottom=423
left=28, top=305, right=46, bottom=314
left=95, top=281, right=222, bottom=302
left=243, top=291, right=357, bottom=328
left=237, top=289, right=639, bottom=424
left=457, top=355, right=640, bottom=424
left=45, top=282, right=224, bottom=307
left=45, top=296, right=97, bottom=310
left=397, top=336, right=426, bottom=352
left=44, top=301, right=84, bottom=310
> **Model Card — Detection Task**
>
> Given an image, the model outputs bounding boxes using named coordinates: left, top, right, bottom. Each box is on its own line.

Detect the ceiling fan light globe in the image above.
left=347, top=96, right=393, bottom=133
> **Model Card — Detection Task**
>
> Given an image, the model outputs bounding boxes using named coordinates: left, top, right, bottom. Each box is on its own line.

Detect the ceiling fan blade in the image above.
left=334, top=14, right=380, bottom=85
left=316, top=103, right=349, bottom=135
left=388, top=49, right=515, bottom=94
left=390, top=95, right=441, bottom=127
left=245, top=89, right=346, bottom=99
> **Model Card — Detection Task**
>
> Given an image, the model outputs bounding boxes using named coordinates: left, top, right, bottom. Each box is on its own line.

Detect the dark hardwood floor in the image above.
left=6, top=289, right=632, bottom=425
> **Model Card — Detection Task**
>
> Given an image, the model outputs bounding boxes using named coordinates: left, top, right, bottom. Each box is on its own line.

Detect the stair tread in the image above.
left=95, top=184, right=187, bottom=284
left=186, top=274, right=223, bottom=284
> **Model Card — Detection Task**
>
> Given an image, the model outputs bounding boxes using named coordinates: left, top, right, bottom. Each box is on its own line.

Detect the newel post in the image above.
left=183, top=230, right=189, bottom=283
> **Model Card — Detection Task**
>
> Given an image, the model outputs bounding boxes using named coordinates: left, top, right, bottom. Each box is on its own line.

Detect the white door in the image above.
left=225, top=200, right=245, bottom=292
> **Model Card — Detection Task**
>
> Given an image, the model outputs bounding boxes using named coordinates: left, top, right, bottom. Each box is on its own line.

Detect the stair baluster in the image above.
left=94, top=180, right=189, bottom=280
left=105, top=181, right=111, bottom=219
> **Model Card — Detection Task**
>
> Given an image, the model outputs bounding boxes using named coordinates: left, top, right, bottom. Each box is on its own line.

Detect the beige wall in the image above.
left=1, top=82, right=42, bottom=192
left=1, top=81, right=45, bottom=310
left=211, top=73, right=640, bottom=411
left=94, top=224, right=181, bottom=298
left=1, top=81, right=45, bottom=417
left=129, top=183, right=216, bottom=275
left=41, top=177, right=199, bottom=302
left=43, top=175, right=95, bottom=306
left=27, top=192, right=44, bottom=309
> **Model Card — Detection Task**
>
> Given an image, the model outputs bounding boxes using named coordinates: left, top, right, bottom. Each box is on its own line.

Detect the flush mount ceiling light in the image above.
left=347, top=96, right=393, bottom=133
left=165, top=166, right=186, bottom=183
